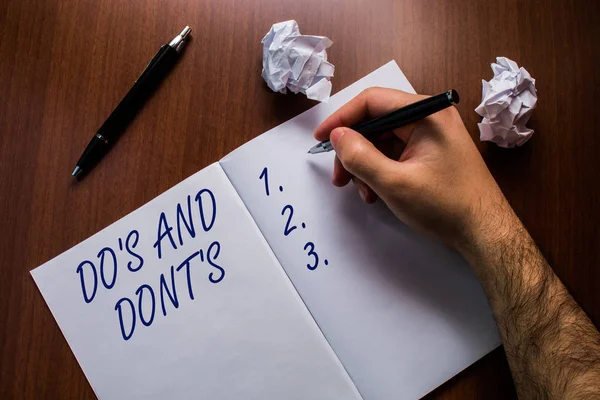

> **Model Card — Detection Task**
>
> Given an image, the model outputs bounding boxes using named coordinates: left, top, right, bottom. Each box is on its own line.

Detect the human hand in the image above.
left=314, top=87, right=511, bottom=253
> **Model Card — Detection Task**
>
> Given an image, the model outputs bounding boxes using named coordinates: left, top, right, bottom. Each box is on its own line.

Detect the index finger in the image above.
left=313, top=87, right=428, bottom=141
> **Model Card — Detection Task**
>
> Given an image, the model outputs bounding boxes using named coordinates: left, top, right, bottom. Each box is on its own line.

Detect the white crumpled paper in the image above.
left=475, top=57, right=537, bottom=148
left=261, top=20, right=334, bottom=102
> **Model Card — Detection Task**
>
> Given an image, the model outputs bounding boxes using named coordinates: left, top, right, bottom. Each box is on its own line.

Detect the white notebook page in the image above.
left=31, top=163, right=361, bottom=400
left=220, top=61, right=501, bottom=400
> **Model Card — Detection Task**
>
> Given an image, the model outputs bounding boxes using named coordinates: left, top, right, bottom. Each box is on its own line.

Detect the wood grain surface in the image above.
left=1, top=0, right=599, bottom=398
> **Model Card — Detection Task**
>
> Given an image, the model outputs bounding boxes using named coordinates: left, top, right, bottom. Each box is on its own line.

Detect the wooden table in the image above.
left=1, top=0, right=598, bottom=398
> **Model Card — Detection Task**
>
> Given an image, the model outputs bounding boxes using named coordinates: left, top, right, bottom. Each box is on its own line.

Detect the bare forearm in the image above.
left=462, top=200, right=600, bottom=399
left=315, top=87, right=600, bottom=398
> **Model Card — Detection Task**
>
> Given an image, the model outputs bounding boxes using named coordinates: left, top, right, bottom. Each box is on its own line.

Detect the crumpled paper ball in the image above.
left=261, top=20, right=335, bottom=102
left=475, top=57, right=538, bottom=148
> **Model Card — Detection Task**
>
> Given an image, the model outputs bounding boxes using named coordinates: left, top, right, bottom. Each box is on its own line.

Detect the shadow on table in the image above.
left=263, top=85, right=317, bottom=125
left=423, top=347, right=517, bottom=400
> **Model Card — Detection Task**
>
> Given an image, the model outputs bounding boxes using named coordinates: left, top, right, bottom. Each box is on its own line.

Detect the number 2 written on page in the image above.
left=259, top=167, right=329, bottom=271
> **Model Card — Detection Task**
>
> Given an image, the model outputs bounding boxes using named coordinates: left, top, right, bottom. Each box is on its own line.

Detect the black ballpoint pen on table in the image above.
left=307, top=89, right=460, bottom=154
left=72, top=26, right=192, bottom=178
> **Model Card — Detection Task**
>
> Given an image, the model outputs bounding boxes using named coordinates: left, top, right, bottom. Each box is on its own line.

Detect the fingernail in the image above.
left=357, top=184, right=368, bottom=202
left=330, top=128, right=345, bottom=149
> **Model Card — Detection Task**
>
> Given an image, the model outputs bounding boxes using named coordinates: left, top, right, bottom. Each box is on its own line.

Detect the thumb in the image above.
left=330, top=127, right=396, bottom=190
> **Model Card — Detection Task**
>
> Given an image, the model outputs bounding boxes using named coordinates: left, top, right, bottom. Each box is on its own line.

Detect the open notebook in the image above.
left=31, top=61, right=500, bottom=400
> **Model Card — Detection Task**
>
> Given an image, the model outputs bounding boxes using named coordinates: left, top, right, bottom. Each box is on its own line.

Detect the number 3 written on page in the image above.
left=259, top=167, right=329, bottom=270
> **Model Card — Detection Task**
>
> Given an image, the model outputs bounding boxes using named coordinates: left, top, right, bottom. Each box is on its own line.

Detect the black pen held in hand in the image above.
left=72, top=26, right=192, bottom=178
left=308, top=89, right=459, bottom=154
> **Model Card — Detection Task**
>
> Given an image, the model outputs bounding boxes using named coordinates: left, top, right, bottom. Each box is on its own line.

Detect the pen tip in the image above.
left=307, top=144, right=324, bottom=154
left=72, top=166, right=82, bottom=177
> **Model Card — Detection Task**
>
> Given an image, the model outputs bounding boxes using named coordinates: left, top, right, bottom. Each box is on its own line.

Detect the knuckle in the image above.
left=359, top=87, right=380, bottom=101
left=364, top=86, right=380, bottom=95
